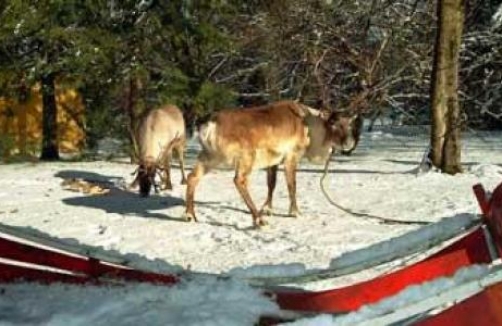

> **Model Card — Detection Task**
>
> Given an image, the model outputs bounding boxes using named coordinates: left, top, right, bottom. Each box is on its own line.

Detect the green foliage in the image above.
left=0, top=1, right=118, bottom=83
left=193, top=81, right=237, bottom=117
left=0, top=132, right=39, bottom=162
left=1, top=0, right=500, bottom=162
left=0, top=134, right=16, bottom=159
left=156, top=68, right=191, bottom=106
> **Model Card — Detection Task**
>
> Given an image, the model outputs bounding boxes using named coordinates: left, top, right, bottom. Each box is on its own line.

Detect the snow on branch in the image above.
left=493, top=3, right=502, bottom=29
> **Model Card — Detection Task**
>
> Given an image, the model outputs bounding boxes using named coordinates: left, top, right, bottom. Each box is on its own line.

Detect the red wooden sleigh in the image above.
left=1, top=181, right=502, bottom=325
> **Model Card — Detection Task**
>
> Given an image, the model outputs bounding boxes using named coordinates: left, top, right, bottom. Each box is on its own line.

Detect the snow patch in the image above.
left=493, top=3, right=502, bottom=28
left=0, top=277, right=280, bottom=326
left=1, top=128, right=501, bottom=325
left=469, top=164, right=502, bottom=178
left=229, top=263, right=308, bottom=279
left=329, top=214, right=478, bottom=269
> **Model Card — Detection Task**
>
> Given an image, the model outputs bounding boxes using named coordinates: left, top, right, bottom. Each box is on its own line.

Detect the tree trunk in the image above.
left=429, top=0, right=465, bottom=175
left=40, top=73, right=60, bottom=161
left=17, top=79, right=29, bottom=156
left=125, top=77, right=140, bottom=163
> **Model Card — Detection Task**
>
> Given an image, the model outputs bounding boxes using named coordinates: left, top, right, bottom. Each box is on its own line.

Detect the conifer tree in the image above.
left=0, top=1, right=119, bottom=160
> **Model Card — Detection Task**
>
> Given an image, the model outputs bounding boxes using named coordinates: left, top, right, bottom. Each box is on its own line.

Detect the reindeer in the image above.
left=131, top=105, right=187, bottom=197
left=183, top=100, right=359, bottom=227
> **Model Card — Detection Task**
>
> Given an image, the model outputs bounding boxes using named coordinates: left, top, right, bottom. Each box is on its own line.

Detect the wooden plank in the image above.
left=1, top=215, right=480, bottom=287
left=417, top=278, right=502, bottom=326
left=0, top=223, right=131, bottom=266
left=272, top=227, right=492, bottom=313
left=0, top=234, right=179, bottom=285
left=360, top=265, right=502, bottom=326
left=247, top=215, right=480, bottom=286
left=0, top=236, right=102, bottom=275
left=0, top=261, right=89, bottom=284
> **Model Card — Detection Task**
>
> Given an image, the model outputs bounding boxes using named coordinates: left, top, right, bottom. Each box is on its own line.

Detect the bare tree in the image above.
left=430, top=0, right=466, bottom=174
left=40, top=72, right=60, bottom=161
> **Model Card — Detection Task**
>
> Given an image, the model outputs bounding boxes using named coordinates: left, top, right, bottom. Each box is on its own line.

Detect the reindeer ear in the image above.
left=290, top=102, right=307, bottom=117
left=295, top=103, right=321, bottom=118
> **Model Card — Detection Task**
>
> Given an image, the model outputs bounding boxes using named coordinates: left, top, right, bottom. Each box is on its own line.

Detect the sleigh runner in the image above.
left=1, top=181, right=502, bottom=325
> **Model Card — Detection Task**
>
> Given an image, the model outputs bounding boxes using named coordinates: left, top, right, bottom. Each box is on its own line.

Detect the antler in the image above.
left=313, top=49, right=331, bottom=111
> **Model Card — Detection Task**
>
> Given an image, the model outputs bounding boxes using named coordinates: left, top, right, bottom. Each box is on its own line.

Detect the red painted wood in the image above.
left=94, top=265, right=179, bottom=284
left=0, top=237, right=178, bottom=285
left=474, top=181, right=502, bottom=257
left=488, top=182, right=502, bottom=236
left=273, top=227, right=492, bottom=313
left=416, top=281, right=502, bottom=326
left=0, top=237, right=102, bottom=275
left=473, top=184, right=489, bottom=216
left=0, top=225, right=491, bottom=312
left=0, top=262, right=90, bottom=284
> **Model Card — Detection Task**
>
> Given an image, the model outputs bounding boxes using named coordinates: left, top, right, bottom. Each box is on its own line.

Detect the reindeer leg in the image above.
left=128, top=171, right=140, bottom=190
left=153, top=179, right=161, bottom=194
left=234, top=158, right=265, bottom=228
left=162, top=156, right=173, bottom=190
left=184, top=160, right=209, bottom=222
left=284, top=156, right=300, bottom=217
left=260, top=165, right=278, bottom=216
left=175, top=144, right=188, bottom=185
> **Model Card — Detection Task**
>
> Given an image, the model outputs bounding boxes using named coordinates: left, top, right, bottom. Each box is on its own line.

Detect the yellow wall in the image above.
left=0, top=85, right=85, bottom=158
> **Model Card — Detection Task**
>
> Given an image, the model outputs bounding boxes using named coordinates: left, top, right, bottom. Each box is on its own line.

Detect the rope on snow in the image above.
left=320, top=150, right=432, bottom=226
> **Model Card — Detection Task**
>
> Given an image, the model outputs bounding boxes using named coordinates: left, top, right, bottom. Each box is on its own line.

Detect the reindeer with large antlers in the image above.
left=131, top=105, right=187, bottom=197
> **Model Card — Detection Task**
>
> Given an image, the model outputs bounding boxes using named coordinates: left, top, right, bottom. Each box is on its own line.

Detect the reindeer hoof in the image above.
left=180, top=179, right=187, bottom=185
left=260, top=206, right=274, bottom=216
left=288, top=209, right=301, bottom=218
left=183, top=212, right=197, bottom=222
left=253, top=218, right=269, bottom=229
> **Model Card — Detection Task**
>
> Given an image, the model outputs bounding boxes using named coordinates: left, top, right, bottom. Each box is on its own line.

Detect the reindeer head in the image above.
left=325, top=111, right=362, bottom=155
left=302, top=105, right=361, bottom=163
left=137, top=162, right=157, bottom=197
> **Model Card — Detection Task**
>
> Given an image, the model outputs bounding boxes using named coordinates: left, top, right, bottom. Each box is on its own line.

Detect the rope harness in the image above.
left=319, top=150, right=432, bottom=226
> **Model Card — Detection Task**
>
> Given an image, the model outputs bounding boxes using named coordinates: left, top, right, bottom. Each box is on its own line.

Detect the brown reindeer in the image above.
left=184, top=100, right=359, bottom=227
left=132, top=105, right=187, bottom=197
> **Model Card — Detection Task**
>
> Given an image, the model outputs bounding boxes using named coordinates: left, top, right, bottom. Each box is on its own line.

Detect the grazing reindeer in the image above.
left=132, top=105, right=187, bottom=197
left=184, top=100, right=359, bottom=227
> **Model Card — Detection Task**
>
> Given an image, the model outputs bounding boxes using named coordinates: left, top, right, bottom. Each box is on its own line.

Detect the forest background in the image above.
left=0, top=0, right=501, bottom=165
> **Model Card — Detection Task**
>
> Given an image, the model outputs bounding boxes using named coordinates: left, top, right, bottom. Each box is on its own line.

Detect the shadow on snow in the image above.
left=56, top=170, right=185, bottom=221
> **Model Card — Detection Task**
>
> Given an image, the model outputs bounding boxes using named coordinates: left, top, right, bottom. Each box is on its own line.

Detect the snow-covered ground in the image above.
left=1, top=126, right=501, bottom=325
